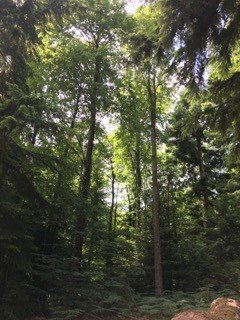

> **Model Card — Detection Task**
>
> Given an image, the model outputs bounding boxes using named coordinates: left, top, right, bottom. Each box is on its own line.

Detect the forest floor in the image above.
left=50, top=289, right=239, bottom=320
left=79, top=311, right=171, bottom=320
left=79, top=315, right=168, bottom=320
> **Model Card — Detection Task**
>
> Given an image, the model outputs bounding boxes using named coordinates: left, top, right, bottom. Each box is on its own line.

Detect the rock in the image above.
left=172, top=311, right=211, bottom=320
left=209, top=298, right=240, bottom=320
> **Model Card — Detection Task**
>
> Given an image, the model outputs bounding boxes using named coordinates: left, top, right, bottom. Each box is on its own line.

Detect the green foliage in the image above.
left=1, top=1, right=240, bottom=319
left=158, top=0, right=240, bottom=84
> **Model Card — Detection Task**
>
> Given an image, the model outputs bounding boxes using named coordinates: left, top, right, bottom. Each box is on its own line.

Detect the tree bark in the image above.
left=147, top=68, right=164, bottom=296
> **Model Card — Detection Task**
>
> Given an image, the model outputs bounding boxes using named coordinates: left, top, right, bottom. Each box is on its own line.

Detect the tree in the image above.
left=0, top=1, right=64, bottom=317
left=63, top=0, right=128, bottom=260
left=129, top=5, right=170, bottom=296
left=158, top=0, right=240, bottom=83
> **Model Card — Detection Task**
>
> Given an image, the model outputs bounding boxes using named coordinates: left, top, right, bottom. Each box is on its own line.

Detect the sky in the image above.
left=125, top=0, right=144, bottom=14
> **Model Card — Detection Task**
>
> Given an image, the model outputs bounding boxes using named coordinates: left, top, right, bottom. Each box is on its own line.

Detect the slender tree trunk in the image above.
left=106, top=163, right=116, bottom=275
left=75, top=108, right=96, bottom=258
left=126, top=186, right=134, bottom=227
left=196, top=135, right=208, bottom=229
left=74, top=53, right=100, bottom=259
left=134, top=135, right=142, bottom=228
left=127, top=138, right=142, bottom=228
left=109, top=163, right=115, bottom=233
left=113, top=189, right=118, bottom=231
left=147, top=68, right=164, bottom=296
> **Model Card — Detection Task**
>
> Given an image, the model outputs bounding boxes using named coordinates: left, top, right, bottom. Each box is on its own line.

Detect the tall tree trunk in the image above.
left=74, top=53, right=100, bottom=259
left=109, top=163, right=116, bottom=233
left=106, top=163, right=116, bottom=276
left=126, top=186, right=134, bottom=227
left=147, top=68, right=164, bottom=296
left=75, top=108, right=96, bottom=259
left=127, top=137, right=142, bottom=228
left=134, top=135, right=142, bottom=228
left=113, top=189, right=118, bottom=231
left=196, top=135, right=208, bottom=229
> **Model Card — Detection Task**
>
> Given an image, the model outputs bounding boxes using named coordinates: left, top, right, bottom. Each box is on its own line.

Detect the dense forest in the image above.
left=1, top=0, right=240, bottom=319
